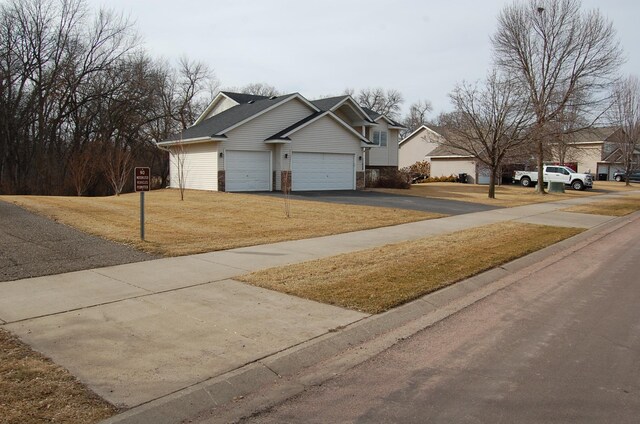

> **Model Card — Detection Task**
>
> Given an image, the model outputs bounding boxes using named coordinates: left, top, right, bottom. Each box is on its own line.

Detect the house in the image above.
left=558, top=127, right=639, bottom=180
left=398, top=125, right=445, bottom=169
left=157, top=92, right=402, bottom=192
left=427, top=144, right=480, bottom=184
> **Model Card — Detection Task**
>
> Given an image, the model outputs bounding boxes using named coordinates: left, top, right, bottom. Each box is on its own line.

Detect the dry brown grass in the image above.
left=563, top=195, right=640, bottom=216
left=239, top=222, right=583, bottom=314
left=374, top=180, right=640, bottom=207
left=1, top=189, right=441, bottom=256
left=0, top=328, right=116, bottom=424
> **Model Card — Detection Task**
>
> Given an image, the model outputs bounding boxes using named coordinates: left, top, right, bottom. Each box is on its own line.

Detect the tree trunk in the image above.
left=488, top=167, right=497, bottom=199
left=536, top=138, right=546, bottom=194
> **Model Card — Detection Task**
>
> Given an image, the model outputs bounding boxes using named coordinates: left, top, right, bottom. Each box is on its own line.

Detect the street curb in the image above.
left=101, top=211, right=639, bottom=424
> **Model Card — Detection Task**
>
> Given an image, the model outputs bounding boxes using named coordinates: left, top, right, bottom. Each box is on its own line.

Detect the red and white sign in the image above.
left=134, top=167, right=150, bottom=192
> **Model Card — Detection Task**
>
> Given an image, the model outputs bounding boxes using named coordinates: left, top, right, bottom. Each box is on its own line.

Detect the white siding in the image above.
left=203, top=97, right=237, bottom=120
left=282, top=115, right=363, bottom=190
left=398, top=127, right=442, bottom=168
left=430, top=158, right=477, bottom=183
left=282, top=115, right=362, bottom=162
left=219, top=98, right=314, bottom=172
left=169, top=143, right=218, bottom=190
left=366, top=120, right=399, bottom=167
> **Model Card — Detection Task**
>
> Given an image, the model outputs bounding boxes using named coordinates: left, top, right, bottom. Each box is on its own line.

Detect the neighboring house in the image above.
left=398, top=125, right=445, bottom=169
left=427, top=144, right=479, bottom=184
left=157, top=91, right=401, bottom=192
left=558, top=127, right=639, bottom=180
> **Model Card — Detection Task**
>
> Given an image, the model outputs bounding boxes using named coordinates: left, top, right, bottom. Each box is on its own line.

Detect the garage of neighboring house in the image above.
left=291, top=152, right=355, bottom=191
left=224, top=150, right=272, bottom=192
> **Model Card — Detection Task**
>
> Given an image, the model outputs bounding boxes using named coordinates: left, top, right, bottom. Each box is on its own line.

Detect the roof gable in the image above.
left=265, top=111, right=371, bottom=145
left=160, top=93, right=319, bottom=144
left=399, top=125, right=443, bottom=146
left=312, top=95, right=374, bottom=124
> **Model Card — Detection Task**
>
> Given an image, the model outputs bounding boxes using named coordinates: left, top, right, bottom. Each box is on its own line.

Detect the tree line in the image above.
left=0, top=0, right=216, bottom=195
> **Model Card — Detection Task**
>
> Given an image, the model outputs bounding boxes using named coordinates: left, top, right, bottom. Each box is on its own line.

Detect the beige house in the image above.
left=427, top=145, right=479, bottom=183
left=559, top=127, right=638, bottom=180
left=398, top=125, right=445, bottom=168
left=158, top=91, right=401, bottom=192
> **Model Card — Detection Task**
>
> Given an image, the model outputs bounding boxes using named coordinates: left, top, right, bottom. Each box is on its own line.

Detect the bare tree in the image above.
left=346, top=87, right=404, bottom=119
left=174, top=57, right=217, bottom=129
left=491, top=0, right=624, bottom=194
left=104, top=142, right=133, bottom=195
left=402, top=99, right=433, bottom=138
left=440, top=71, right=532, bottom=199
left=235, top=82, right=280, bottom=97
left=609, top=75, right=640, bottom=185
left=169, top=139, right=188, bottom=200
left=67, top=144, right=98, bottom=195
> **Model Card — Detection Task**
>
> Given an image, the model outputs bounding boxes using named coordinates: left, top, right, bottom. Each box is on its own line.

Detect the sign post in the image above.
left=134, top=167, right=150, bottom=240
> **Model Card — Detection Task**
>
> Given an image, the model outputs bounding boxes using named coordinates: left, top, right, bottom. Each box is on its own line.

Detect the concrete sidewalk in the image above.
left=0, top=192, right=636, bottom=418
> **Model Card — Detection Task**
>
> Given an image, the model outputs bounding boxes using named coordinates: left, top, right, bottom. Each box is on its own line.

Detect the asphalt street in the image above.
left=0, top=200, right=156, bottom=281
left=237, top=216, right=640, bottom=423
left=256, top=190, right=501, bottom=215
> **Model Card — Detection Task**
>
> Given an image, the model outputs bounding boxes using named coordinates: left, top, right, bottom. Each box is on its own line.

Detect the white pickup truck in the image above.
left=513, top=165, right=593, bottom=190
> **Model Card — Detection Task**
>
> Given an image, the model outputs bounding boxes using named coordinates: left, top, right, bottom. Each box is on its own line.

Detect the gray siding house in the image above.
left=158, top=91, right=403, bottom=192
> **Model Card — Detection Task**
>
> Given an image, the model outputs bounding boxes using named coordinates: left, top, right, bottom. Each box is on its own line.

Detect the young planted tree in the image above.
left=491, top=0, right=624, bottom=194
left=440, top=71, right=532, bottom=199
left=170, top=139, right=188, bottom=200
left=105, top=142, right=133, bottom=195
left=609, top=75, right=640, bottom=185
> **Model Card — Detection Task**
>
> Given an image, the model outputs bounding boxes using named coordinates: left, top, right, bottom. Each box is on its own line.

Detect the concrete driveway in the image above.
left=257, top=190, right=501, bottom=215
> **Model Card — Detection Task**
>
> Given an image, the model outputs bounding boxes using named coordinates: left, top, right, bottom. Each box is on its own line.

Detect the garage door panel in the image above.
left=226, top=150, right=271, bottom=192
left=292, top=152, right=354, bottom=191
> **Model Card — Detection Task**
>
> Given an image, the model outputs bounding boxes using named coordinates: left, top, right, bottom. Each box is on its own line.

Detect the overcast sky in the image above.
left=86, top=0, right=639, bottom=118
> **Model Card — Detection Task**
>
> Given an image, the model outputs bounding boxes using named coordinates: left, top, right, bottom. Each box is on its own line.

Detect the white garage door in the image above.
left=292, top=152, right=355, bottom=191
left=225, top=150, right=271, bottom=192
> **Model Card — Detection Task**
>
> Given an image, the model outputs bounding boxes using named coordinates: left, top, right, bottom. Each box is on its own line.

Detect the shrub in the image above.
left=401, top=161, right=431, bottom=184
left=372, top=168, right=411, bottom=189
left=424, top=174, right=458, bottom=183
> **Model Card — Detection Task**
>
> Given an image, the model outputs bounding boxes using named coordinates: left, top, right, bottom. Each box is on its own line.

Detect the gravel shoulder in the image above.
left=0, top=200, right=157, bottom=282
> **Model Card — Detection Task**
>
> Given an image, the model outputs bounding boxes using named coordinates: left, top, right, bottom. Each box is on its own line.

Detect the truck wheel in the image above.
left=571, top=180, right=584, bottom=191
left=615, top=175, right=623, bottom=182
left=520, top=177, right=532, bottom=187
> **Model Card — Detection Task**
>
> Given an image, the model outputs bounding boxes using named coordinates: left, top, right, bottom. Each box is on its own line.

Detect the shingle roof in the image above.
left=427, top=144, right=474, bottom=157
left=221, top=92, right=269, bottom=104
left=570, top=126, right=621, bottom=143
left=162, top=94, right=293, bottom=142
left=311, top=96, right=349, bottom=111
left=361, top=107, right=404, bottom=127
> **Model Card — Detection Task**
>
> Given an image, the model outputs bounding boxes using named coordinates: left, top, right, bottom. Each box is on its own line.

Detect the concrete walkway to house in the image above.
left=0, top=192, right=636, bottom=414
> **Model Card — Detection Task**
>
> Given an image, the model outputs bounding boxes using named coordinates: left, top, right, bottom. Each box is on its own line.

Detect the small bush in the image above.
left=401, top=161, right=431, bottom=184
left=424, top=175, right=458, bottom=183
left=372, top=168, right=411, bottom=189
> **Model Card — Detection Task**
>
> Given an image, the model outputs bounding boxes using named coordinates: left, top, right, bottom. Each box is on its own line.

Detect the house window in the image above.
left=373, top=131, right=388, bottom=147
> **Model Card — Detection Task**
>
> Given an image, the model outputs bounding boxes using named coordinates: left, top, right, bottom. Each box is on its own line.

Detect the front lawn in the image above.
left=375, top=180, right=640, bottom=207
left=239, top=222, right=583, bottom=314
left=1, top=189, right=442, bottom=256
left=563, top=195, right=640, bottom=216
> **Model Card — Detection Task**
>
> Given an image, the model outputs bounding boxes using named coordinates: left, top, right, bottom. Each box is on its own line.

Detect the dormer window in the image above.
left=373, top=130, right=388, bottom=146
